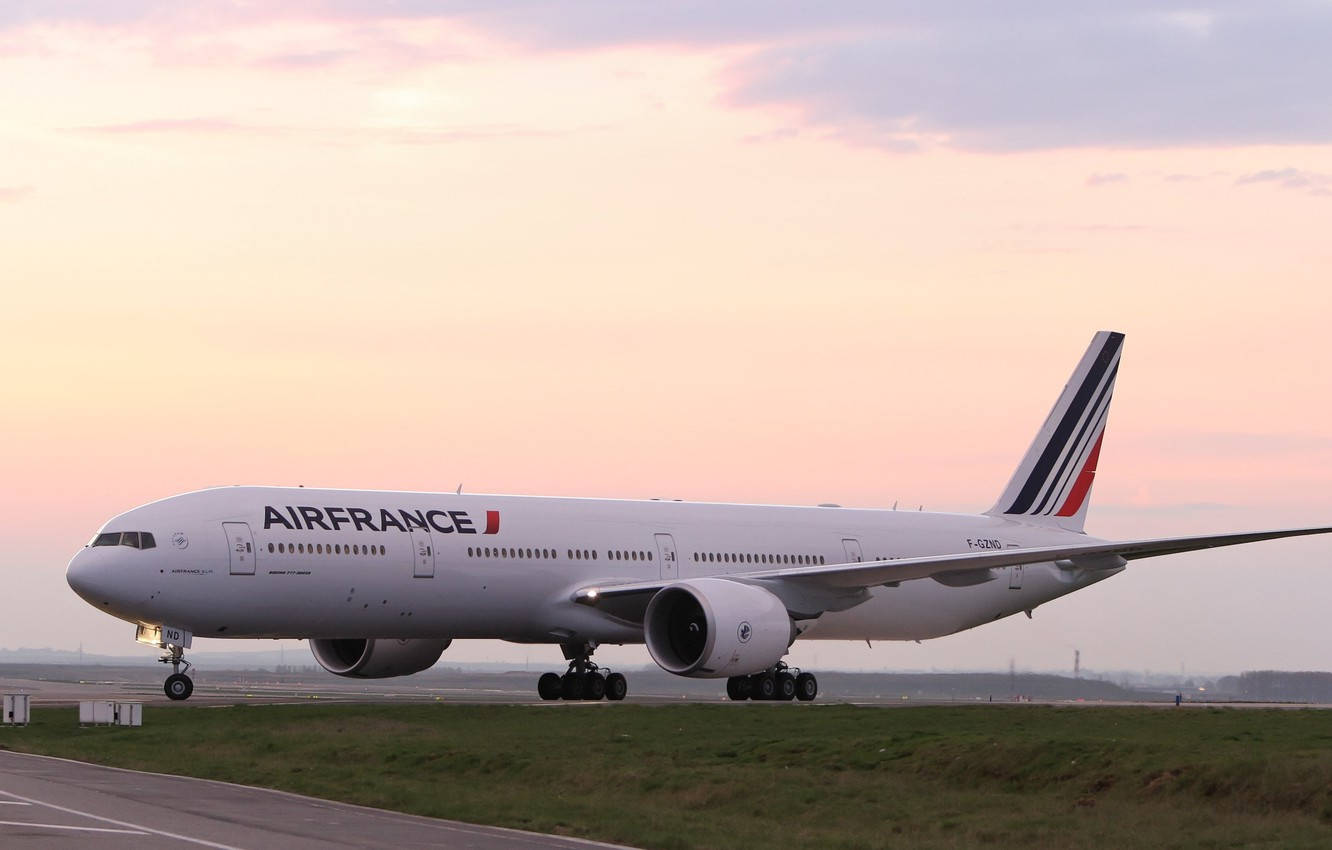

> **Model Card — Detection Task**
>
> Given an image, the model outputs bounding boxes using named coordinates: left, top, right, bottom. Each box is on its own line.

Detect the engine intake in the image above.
left=310, top=638, right=450, bottom=678
left=644, top=579, right=792, bottom=678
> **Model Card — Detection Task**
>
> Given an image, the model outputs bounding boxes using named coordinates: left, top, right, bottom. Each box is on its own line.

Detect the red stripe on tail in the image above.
left=1055, top=432, right=1104, bottom=517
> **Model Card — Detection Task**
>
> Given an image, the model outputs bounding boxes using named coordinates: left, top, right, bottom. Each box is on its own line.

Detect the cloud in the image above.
left=1125, top=430, right=1332, bottom=457
left=1235, top=167, right=1332, bottom=196
left=1086, top=173, right=1128, bottom=187
left=725, top=3, right=1332, bottom=151
left=66, top=116, right=578, bottom=146
left=69, top=118, right=249, bottom=135
left=11, top=3, right=1332, bottom=152
left=0, top=185, right=34, bottom=203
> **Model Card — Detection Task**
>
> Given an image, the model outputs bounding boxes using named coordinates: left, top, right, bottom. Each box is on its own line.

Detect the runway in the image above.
left=0, top=750, right=627, bottom=849
left=4, top=670, right=1328, bottom=710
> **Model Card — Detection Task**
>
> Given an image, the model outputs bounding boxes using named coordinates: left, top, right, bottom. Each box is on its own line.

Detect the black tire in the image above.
left=561, top=673, right=585, bottom=701
left=795, top=672, right=818, bottom=702
left=752, top=674, right=776, bottom=701
left=605, top=673, right=628, bottom=701
left=726, top=676, right=752, bottom=701
left=164, top=673, right=193, bottom=701
left=776, top=672, right=797, bottom=701
left=585, top=672, right=607, bottom=701
left=537, top=672, right=562, bottom=700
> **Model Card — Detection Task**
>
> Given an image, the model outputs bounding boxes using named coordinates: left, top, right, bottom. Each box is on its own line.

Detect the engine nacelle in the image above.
left=309, top=638, right=450, bottom=679
left=644, top=578, right=793, bottom=678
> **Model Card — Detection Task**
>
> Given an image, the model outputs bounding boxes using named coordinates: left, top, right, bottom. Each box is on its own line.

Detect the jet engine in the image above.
left=643, top=578, right=793, bottom=678
left=309, top=638, right=450, bottom=678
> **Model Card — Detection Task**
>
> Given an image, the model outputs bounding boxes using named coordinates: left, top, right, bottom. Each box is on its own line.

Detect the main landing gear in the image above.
left=160, top=644, right=194, bottom=701
left=537, top=642, right=627, bottom=702
left=726, top=662, right=818, bottom=702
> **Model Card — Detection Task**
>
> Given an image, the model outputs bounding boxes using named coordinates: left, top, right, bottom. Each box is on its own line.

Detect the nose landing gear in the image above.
left=160, top=644, right=194, bottom=701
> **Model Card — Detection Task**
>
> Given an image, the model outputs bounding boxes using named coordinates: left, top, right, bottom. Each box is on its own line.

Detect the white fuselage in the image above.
left=67, top=486, right=1118, bottom=647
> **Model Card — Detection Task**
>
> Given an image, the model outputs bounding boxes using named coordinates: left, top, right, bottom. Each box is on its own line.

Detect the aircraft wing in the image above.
left=573, top=525, right=1332, bottom=620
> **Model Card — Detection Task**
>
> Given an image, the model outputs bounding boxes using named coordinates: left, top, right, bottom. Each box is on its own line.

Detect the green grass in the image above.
left=4, top=703, right=1332, bottom=848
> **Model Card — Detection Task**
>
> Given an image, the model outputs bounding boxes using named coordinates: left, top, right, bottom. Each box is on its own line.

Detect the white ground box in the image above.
left=3, top=694, right=30, bottom=725
left=115, top=702, right=143, bottom=727
left=79, top=699, right=116, bottom=725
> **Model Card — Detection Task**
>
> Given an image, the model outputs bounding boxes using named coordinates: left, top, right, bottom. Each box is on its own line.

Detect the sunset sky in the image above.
left=4, top=2, right=1331, bottom=676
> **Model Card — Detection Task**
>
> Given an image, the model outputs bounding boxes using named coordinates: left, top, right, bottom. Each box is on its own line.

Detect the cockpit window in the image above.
left=91, top=531, right=157, bottom=549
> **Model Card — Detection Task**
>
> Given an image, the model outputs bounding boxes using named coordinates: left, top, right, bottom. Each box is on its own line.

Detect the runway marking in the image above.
left=2, top=752, right=631, bottom=849
left=0, top=790, right=242, bottom=849
left=0, top=819, right=148, bottom=835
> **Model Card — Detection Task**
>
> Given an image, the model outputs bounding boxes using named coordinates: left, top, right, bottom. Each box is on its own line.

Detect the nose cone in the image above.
left=67, top=548, right=112, bottom=607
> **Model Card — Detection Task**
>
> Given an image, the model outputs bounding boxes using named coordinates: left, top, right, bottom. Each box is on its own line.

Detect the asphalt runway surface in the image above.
left=0, top=750, right=627, bottom=849
left=3, top=671, right=1327, bottom=710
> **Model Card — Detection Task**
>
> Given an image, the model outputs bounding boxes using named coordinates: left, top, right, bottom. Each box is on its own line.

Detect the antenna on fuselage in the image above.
left=456, top=483, right=463, bottom=495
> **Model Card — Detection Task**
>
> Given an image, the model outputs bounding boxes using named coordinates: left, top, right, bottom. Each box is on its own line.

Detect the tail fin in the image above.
left=987, top=331, right=1124, bottom=532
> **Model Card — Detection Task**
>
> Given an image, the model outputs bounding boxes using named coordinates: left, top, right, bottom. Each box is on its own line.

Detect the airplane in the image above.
left=66, top=331, right=1331, bottom=702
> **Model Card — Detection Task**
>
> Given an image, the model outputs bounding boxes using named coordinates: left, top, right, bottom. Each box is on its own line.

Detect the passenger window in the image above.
left=268, top=543, right=275, bottom=553
left=647, top=552, right=652, bottom=561
left=592, top=550, right=598, bottom=560
left=279, top=543, right=285, bottom=553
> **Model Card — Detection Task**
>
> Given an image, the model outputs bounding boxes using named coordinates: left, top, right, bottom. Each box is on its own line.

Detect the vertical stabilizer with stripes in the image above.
left=987, top=331, right=1124, bottom=533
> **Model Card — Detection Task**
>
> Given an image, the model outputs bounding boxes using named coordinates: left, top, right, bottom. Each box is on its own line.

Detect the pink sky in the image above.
left=3, top=3, right=1331, bottom=674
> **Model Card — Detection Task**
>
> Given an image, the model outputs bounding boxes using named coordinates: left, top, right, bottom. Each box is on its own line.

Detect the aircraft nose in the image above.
left=67, top=549, right=110, bottom=606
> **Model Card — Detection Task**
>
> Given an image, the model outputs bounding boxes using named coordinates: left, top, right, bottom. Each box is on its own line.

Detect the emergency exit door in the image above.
left=409, top=529, right=435, bottom=578
left=223, top=522, right=255, bottom=575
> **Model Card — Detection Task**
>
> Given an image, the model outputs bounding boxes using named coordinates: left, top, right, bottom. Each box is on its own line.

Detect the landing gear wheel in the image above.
left=584, top=672, right=606, bottom=701
left=776, top=672, right=797, bottom=701
left=561, top=673, right=586, bottom=701
left=752, top=674, right=777, bottom=701
left=604, top=672, right=628, bottom=701
left=726, top=675, right=752, bottom=701
left=538, top=672, right=562, bottom=700
left=795, top=672, right=819, bottom=701
left=164, top=673, right=193, bottom=701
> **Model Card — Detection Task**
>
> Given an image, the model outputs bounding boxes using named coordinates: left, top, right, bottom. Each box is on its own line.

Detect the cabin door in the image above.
left=654, top=533, right=678, bottom=581
left=224, top=522, right=255, bottom=575
left=842, top=538, right=864, bottom=563
left=409, top=528, right=436, bottom=578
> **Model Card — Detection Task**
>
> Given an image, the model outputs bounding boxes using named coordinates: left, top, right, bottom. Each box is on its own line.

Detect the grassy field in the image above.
left=4, top=703, right=1332, bottom=848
